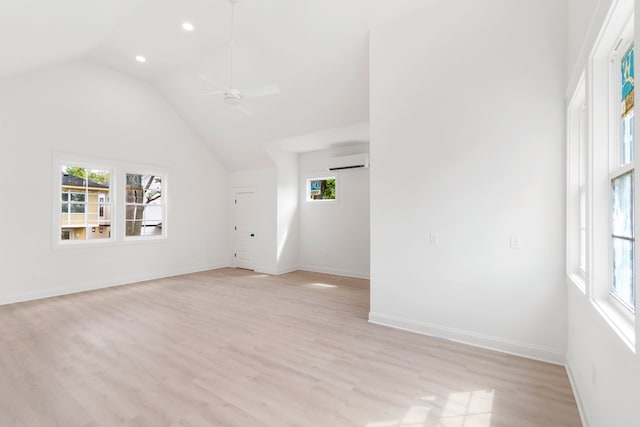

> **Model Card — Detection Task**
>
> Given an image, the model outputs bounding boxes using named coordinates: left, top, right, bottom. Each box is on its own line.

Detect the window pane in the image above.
left=612, top=237, right=635, bottom=309
left=142, top=205, right=162, bottom=222
left=60, top=165, right=111, bottom=243
left=308, top=178, right=336, bottom=200
left=87, top=169, right=110, bottom=186
left=70, top=204, right=85, bottom=214
left=125, top=220, right=144, bottom=237
left=88, top=226, right=110, bottom=240
left=579, top=189, right=586, bottom=271
left=621, top=45, right=634, bottom=165
left=621, top=111, right=634, bottom=165
left=612, top=172, right=634, bottom=238
left=126, top=190, right=144, bottom=204
left=143, top=175, right=162, bottom=191
left=126, top=173, right=164, bottom=238
left=126, top=204, right=142, bottom=221
left=142, top=221, right=163, bottom=236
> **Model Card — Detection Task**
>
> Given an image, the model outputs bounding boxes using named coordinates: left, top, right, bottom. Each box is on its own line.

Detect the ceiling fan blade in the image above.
left=198, top=89, right=226, bottom=96
left=197, top=73, right=221, bottom=87
left=241, top=84, right=280, bottom=99
left=234, top=104, right=254, bottom=116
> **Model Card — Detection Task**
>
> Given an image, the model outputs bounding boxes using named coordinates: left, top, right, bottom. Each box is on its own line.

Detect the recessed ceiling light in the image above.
left=182, top=22, right=195, bottom=32
left=135, top=55, right=147, bottom=63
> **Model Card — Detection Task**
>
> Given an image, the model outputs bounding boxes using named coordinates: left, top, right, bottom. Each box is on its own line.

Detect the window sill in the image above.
left=305, top=199, right=338, bottom=205
left=55, top=236, right=167, bottom=249
left=123, top=235, right=167, bottom=243
left=592, top=298, right=636, bottom=352
left=567, top=273, right=587, bottom=294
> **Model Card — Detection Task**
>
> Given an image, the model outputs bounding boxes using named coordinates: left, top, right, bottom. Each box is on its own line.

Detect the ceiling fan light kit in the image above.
left=224, top=90, right=242, bottom=106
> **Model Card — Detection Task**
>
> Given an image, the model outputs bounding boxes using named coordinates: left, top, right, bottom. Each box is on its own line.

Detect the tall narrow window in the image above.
left=567, top=74, right=587, bottom=290
left=125, top=173, right=165, bottom=237
left=611, top=44, right=635, bottom=312
left=579, top=103, right=587, bottom=274
left=60, top=166, right=111, bottom=241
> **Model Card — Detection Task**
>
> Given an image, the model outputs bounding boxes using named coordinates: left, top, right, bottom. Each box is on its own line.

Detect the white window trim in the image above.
left=52, top=153, right=170, bottom=248
left=53, top=154, right=114, bottom=248
left=304, top=174, right=338, bottom=204
left=586, top=0, right=636, bottom=349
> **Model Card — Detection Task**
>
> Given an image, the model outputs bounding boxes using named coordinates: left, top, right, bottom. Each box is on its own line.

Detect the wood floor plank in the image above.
left=0, top=268, right=582, bottom=426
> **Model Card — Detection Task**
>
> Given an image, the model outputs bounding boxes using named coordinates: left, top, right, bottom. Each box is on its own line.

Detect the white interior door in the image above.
left=234, top=192, right=256, bottom=270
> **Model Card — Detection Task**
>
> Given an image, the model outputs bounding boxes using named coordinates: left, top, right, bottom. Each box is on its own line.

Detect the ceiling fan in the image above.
left=199, top=0, right=280, bottom=116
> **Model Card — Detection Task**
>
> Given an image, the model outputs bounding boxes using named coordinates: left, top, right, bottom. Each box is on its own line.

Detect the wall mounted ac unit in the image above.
left=327, top=153, right=370, bottom=171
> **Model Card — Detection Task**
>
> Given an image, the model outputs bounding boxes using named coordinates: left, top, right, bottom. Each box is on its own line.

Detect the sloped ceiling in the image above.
left=0, top=0, right=428, bottom=170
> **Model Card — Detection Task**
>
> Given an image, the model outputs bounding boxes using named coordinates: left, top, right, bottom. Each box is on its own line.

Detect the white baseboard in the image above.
left=275, top=265, right=299, bottom=275
left=253, top=265, right=298, bottom=276
left=0, top=263, right=229, bottom=306
left=368, top=312, right=565, bottom=365
left=566, top=363, right=590, bottom=427
left=298, top=264, right=370, bottom=280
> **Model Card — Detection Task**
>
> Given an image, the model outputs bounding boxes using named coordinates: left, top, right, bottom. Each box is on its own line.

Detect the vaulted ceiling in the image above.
left=0, top=0, right=427, bottom=170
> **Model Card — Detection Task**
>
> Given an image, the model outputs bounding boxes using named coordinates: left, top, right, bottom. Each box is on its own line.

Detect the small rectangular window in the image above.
left=306, top=177, right=336, bottom=202
left=125, top=173, right=165, bottom=238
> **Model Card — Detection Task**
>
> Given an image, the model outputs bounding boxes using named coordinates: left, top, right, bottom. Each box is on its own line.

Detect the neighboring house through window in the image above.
left=60, top=166, right=111, bottom=241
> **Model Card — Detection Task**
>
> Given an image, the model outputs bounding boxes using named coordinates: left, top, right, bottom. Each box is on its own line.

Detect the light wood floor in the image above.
left=0, top=268, right=581, bottom=427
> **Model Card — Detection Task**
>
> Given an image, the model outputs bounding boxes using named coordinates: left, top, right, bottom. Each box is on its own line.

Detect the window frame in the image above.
left=608, top=33, right=636, bottom=315
left=305, top=175, right=338, bottom=204
left=52, top=153, right=169, bottom=248
left=584, top=0, right=637, bottom=349
left=123, top=170, right=168, bottom=241
left=567, top=73, right=588, bottom=293
left=61, top=191, right=88, bottom=214
left=55, top=160, right=114, bottom=246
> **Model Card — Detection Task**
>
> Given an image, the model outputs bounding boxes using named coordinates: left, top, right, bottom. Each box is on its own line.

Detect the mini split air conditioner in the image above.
left=327, top=153, right=370, bottom=171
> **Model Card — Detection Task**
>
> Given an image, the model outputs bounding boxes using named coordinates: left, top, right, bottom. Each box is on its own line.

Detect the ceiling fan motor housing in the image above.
left=224, top=90, right=242, bottom=106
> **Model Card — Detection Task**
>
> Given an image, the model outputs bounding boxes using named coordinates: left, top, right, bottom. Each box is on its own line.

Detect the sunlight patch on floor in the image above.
left=365, top=390, right=494, bottom=427
left=306, top=282, right=338, bottom=288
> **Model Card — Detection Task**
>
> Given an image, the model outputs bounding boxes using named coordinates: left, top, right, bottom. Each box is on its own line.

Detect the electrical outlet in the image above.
left=592, top=365, right=598, bottom=386
left=510, top=236, right=521, bottom=249
left=429, top=233, right=440, bottom=246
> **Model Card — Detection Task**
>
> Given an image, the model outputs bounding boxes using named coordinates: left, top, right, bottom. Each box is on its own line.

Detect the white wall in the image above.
left=230, top=168, right=279, bottom=274
left=369, top=0, right=568, bottom=363
left=565, top=1, right=640, bottom=426
left=230, top=150, right=300, bottom=276
left=567, top=0, right=615, bottom=92
left=268, top=149, right=300, bottom=274
left=0, top=59, right=230, bottom=304
left=298, top=144, right=370, bottom=279
left=568, top=0, right=600, bottom=80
